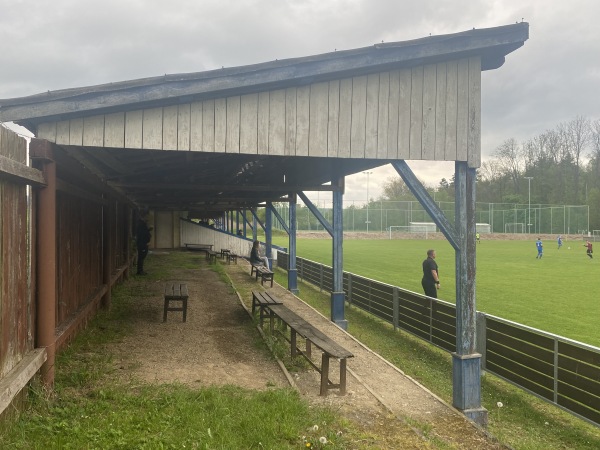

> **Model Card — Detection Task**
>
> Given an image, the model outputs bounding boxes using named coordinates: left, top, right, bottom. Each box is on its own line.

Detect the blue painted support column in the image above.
left=242, top=208, right=247, bottom=236
left=453, top=161, right=487, bottom=426
left=331, top=176, right=347, bottom=330
left=252, top=208, right=257, bottom=241
left=266, top=202, right=273, bottom=270
left=288, top=195, right=299, bottom=294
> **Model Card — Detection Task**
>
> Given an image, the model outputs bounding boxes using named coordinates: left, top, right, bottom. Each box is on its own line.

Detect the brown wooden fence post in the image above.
left=31, top=139, right=57, bottom=387
left=102, top=198, right=114, bottom=309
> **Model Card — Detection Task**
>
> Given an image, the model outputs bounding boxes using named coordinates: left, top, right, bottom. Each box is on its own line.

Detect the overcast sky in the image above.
left=1, top=0, right=598, bottom=204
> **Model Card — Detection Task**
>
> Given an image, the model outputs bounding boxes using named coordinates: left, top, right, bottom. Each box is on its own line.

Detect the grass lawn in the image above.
left=272, top=236, right=600, bottom=347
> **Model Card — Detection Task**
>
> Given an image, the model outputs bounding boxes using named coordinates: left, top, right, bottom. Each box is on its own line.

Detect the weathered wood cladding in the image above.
left=36, top=57, right=482, bottom=167
left=0, top=127, right=32, bottom=378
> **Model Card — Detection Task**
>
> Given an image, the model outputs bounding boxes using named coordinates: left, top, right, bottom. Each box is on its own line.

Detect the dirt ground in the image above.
left=110, top=251, right=506, bottom=449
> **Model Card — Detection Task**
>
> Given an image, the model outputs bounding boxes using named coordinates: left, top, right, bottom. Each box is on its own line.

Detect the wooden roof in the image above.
left=1, top=23, right=528, bottom=216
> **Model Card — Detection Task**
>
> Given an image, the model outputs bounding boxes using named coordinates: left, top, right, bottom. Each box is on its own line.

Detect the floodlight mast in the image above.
left=525, top=176, right=533, bottom=234
left=363, top=171, right=373, bottom=233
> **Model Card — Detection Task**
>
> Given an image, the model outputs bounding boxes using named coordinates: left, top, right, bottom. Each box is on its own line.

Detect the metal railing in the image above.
left=277, top=252, right=600, bottom=426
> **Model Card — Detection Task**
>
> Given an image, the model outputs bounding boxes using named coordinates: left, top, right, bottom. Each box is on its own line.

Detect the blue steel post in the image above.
left=331, top=177, right=347, bottom=330
left=453, top=161, right=487, bottom=425
left=242, top=208, right=247, bottom=236
left=252, top=208, right=257, bottom=241
left=288, top=195, right=299, bottom=294
left=266, top=202, right=273, bottom=270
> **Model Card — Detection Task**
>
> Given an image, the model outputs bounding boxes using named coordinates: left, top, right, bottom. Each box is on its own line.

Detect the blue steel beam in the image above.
left=266, top=202, right=273, bottom=269
left=391, top=160, right=459, bottom=251
left=270, top=204, right=290, bottom=235
left=297, top=191, right=333, bottom=236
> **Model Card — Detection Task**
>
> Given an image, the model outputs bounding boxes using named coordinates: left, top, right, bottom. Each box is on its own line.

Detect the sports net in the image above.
left=504, top=222, right=525, bottom=234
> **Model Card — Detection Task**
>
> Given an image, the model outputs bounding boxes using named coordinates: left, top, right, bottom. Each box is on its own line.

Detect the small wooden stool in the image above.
left=164, top=282, right=188, bottom=322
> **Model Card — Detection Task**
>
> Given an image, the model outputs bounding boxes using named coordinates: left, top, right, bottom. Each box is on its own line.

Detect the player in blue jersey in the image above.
left=535, top=237, right=543, bottom=259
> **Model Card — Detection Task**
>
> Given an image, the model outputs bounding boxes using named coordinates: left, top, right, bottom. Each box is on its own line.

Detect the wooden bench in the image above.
left=251, top=290, right=283, bottom=325
left=206, top=249, right=217, bottom=264
left=263, top=301, right=354, bottom=396
left=226, top=253, right=238, bottom=264
left=184, top=243, right=213, bottom=253
left=251, top=264, right=274, bottom=287
left=220, top=249, right=230, bottom=259
left=164, top=282, right=188, bottom=322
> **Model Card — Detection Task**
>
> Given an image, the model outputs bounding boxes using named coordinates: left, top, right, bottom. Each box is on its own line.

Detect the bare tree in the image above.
left=492, top=138, right=524, bottom=192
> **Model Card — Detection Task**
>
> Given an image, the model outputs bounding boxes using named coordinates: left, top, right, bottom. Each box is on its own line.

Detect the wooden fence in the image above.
left=1, top=131, right=134, bottom=417
left=0, top=126, right=41, bottom=412
left=277, top=252, right=600, bottom=426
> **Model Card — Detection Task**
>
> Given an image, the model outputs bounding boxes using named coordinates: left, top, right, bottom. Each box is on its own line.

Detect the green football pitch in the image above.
left=272, top=236, right=599, bottom=348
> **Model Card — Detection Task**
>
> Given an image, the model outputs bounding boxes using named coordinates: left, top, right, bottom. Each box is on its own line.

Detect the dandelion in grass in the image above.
left=496, top=401, right=504, bottom=421
left=312, top=424, right=319, bottom=431
left=305, top=442, right=312, bottom=448
left=319, top=436, right=327, bottom=444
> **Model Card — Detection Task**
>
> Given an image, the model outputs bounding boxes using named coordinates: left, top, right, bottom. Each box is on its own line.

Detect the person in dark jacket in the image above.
left=421, top=249, right=440, bottom=298
left=136, top=214, right=152, bottom=275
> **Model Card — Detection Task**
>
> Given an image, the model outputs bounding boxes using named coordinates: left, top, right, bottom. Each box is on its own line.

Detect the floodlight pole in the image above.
left=525, top=177, right=533, bottom=234
left=364, top=171, right=372, bottom=233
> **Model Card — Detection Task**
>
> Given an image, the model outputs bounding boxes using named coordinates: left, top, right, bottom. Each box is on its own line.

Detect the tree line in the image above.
left=379, top=116, right=600, bottom=230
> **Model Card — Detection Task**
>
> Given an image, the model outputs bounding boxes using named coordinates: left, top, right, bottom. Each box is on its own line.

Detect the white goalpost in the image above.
left=504, top=222, right=526, bottom=233
left=388, top=223, right=435, bottom=239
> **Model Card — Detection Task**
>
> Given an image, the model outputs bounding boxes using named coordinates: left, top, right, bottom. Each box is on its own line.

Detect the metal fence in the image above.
left=277, top=252, right=600, bottom=426
left=272, top=201, right=590, bottom=235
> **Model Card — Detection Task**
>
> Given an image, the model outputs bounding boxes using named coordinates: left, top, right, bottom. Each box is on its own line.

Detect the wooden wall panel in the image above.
left=214, top=98, right=227, bottom=152
left=397, top=69, right=411, bottom=159
left=83, top=116, right=105, bottom=147
left=258, top=92, right=270, bottom=155
left=269, top=89, right=286, bottom=156
left=377, top=72, right=390, bottom=159
left=190, top=101, right=203, bottom=151
left=226, top=96, right=240, bottom=153
left=125, top=110, right=143, bottom=149
left=338, top=78, right=352, bottom=158
left=56, top=121, right=70, bottom=145
left=350, top=75, right=367, bottom=158
left=31, top=56, right=483, bottom=165
left=142, top=108, right=163, bottom=149
left=162, top=105, right=178, bottom=150
left=296, top=85, right=310, bottom=157
left=284, top=88, right=297, bottom=156
left=202, top=100, right=215, bottom=152
left=69, top=118, right=83, bottom=146
left=37, top=122, right=57, bottom=142
left=240, top=94, right=258, bottom=153
left=309, top=82, right=329, bottom=157
left=434, top=63, right=447, bottom=160
left=445, top=60, right=458, bottom=160
left=177, top=104, right=191, bottom=151
left=468, top=57, right=482, bottom=168
left=421, top=64, right=437, bottom=160
left=365, top=74, right=380, bottom=158
left=327, top=80, right=340, bottom=157
left=104, top=113, right=125, bottom=148
left=409, top=67, right=424, bottom=159
left=456, top=58, right=469, bottom=161
left=386, top=70, right=400, bottom=159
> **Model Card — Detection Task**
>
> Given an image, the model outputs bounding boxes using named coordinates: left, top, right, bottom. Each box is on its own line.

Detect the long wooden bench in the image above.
left=250, top=264, right=274, bottom=287
left=252, top=290, right=283, bottom=325
left=226, top=253, right=238, bottom=264
left=184, top=243, right=213, bottom=253
left=261, top=298, right=354, bottom=396
left=164, top=282, right=188, bottom=322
